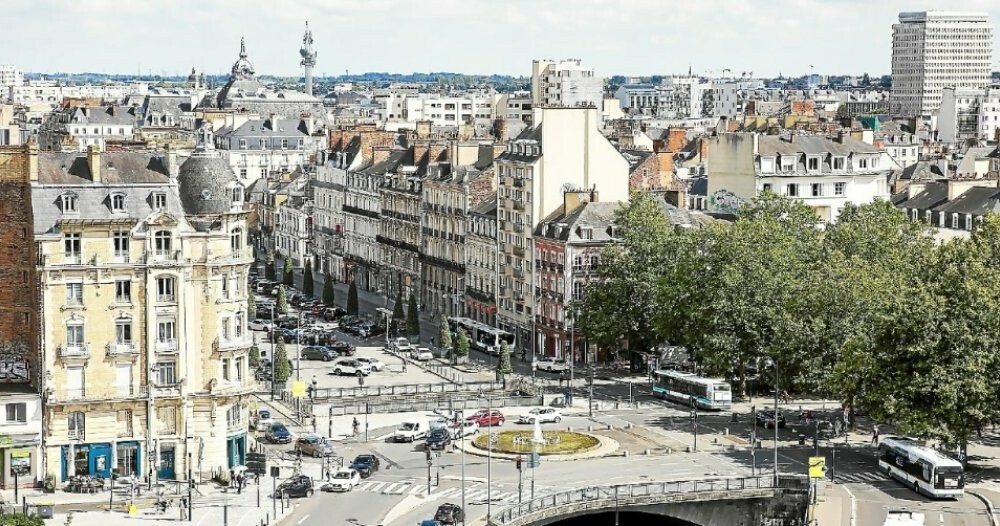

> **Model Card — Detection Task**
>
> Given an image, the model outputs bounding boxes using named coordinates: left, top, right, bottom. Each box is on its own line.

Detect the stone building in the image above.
left=464, top=198, right=499, bottom=326
left=34, top=134, right=253, bottom=485
left=378, top=165, right=423, bottom=299
left=0, top=145, right=43, bottom=488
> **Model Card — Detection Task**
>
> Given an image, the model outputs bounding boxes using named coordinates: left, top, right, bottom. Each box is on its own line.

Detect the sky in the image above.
left=3, top=0, right=1000, bottom=78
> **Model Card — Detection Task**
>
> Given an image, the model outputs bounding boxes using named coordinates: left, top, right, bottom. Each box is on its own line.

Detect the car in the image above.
left=448, top=420, right=479, bottom=439
left=466, top=409, right=505, bottom=427
left=276, top=474, right=314, bottom=498
left=310, top=304, right=327, bottom=315
left=349, top=454, right=381, bottom=478
left=322, top=307, right=347, bottom=320
left=251, top=409, right=272, bottom=431
left=391, top=337, right=414, bottom=352
left=255, top=281, right=273, bottom=294
left=425, top=428, right=452, bottom=450
left=294, top=434, right=336, bottom=457
left=434, top=503, right=464, bottom=525
left=367, top=325, right=386, bottom=337
left=352, top=322, right=375, bottom=338
left=330, top=341, right=355, bottom=356
left=756, top=410, right=786, bottom=429
left=410, top=347, right=434, bottom=361
left=301, top=346, right=338, bottom=361
left=321, top=468, right=361, bottom=492
left=330, top=358, right=372, bottom=377
left=266, top=422, right=292, bottom=444
left=355, top=357, right=385, bottom=371
left=518, top=408, right=562, bottom=424
left=536, top=356, right=568, bottom=373
left=249, top=320, right=273, bottom=332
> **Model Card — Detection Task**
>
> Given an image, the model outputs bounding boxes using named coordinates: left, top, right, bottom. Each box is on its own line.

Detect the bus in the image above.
left=651, top=370, right=732, bottom=410
left=878, top=437, right=964, bottom=499
left=446, top=317, right=515, bottom=355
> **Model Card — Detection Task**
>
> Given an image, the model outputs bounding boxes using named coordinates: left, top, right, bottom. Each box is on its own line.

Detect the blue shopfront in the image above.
left=226, top=434, right=246, bottom=468
left=61, top=442, right=142, bottom=480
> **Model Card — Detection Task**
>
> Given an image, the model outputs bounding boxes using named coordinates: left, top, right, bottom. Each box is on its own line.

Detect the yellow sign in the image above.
left=808, top=456, right=826, bottom=478
left=291, top=381, right=306, bottom=398
left=127, top=504, right=138, bottom=516
left=10, top=448, right=30, bottom=458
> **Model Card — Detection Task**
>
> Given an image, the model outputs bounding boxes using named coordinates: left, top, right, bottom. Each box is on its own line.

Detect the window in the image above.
left=221, top=273, right=230, bottom=299
left=157, top=319, right=176, bottom=346
left=64, top=233, right=82, bottom=261
left=155, top=362, right=177, bottom=385
left=807, top=157, right=819, bottom=171
left=116, top=320, right=132, bottom=345
left=965, top=214, right=973, bottom=231
left=858, top=157, right=869, bottom=169
left=221, top=317, right=231, bottom=340
left=115, top=279, right=131, bottom=303
left=222, top=358, right=231, bottom=381
left=572, top=282, right=584, bottom=300
left=156, top=277, right=175, bottom=302
left=811, top=183, right=823, bottom=197
left=66, top=283, right=83, bottom=306
left=239, top=168, right=247, bottom=179
left=66, top=323, right=84, bottom=349
left=786, top=184, right=799, bottom=197
left=762, top=183, right=772, bottom=193
left=281, top=139, right=288, bottom=149
left=833, top=157, right=845, bottom=171
left=234, top=357, right=243, bottom=383
left=834, top=182, right=846, bottom=196
left=5, top=403, right=26, bottom=423
left=117, top=410, right=133, bottom=437
left=157, top=406, right=177, bottom=435
left=153, top=231, right=171, bottom=254
left=232, top=187, right=243, bottom=202
left=780, top=156, right=795, bottom=172
left=235, top=312, right=244, bottom=338
left=111, top=194, right=126, bottom=212
left=61, top=194, right=78, bottom=213
left=153, top=192, right=167, bottom=210
left=230, top=228, right=242, bottom=253
left=113, top=231, right=129, bottom=259
left=67, top=411, right=85, bottom=440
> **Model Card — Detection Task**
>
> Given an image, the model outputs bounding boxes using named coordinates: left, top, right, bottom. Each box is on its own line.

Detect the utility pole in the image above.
left=773, top=358, right=780, bottom=484
left=588, top=366, right=595, bottom=417
left=516, top=456, right=523, bottom=503
left=188, top=451, right=193, bottom=521
left=750, top=405, right=757, bottom=476
left=426, top=448, right=432, bottom=497
left=691, top=401, right=698, bottom=452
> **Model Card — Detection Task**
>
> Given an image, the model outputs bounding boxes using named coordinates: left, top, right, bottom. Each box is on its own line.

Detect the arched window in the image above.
left=232, top=186, right=244, bottom=203
left=230, top=228, right=242, bottom=253
left=154, top=231, right=171, bottom=254
left=111, top=193, right=126, bottom=213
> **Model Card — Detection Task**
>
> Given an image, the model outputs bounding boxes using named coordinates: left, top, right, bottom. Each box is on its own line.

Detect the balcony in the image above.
left=513, top=246, right=526, bottom=258
left=155, top=339, right=178, bottom=354
left=513, top=224, right=524, bottom=234
left=213, top=336, right=253, bottom=352
left=513, top=268, right=524, bottom=279
left=63, top=253, right=83, bottom=265
left=513, top=178, right=525, bottom=188
left=106, top=342, right=139, bottom=356
left=113, top=251, right=130, bottom=264
left=65, top=388, right=86, bottom=401
left=156, top=294, right=176, bottom=304
left=58, top=343, right=90, bottom=358
left=513, top=201, right=525, bottom=211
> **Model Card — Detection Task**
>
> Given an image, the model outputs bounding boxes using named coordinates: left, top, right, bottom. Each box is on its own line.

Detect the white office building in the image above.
left=939, top=86, right=1000, bottom=144
left=890, top=11, right=993, bottom=119
left=531, top=59, right=604, bottom=110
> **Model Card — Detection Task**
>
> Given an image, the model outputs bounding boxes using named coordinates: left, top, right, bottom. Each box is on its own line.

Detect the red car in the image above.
left=330, top=341, right=355, bottom=356
left=311, top=304, right=327, bottom=315
left=467, top=409, right=505, bottom=427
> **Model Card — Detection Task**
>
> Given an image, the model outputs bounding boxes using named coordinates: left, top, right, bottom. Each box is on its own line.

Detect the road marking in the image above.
left=297, top=515, right=310, bottom=525
left=842, top=484, right=857, bottom=526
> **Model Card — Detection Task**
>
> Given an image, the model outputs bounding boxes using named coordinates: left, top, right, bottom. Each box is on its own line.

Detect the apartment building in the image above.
left=38, top=105, right=138, bottom=152
left=465, top=199, right=499, bottom=326
left=34, top=137, right=253, bottom=484
left=875, top=121, right=920, bottom=168
left=312, top=160, right=346, bottom=278
left=403, top=93, right=494, bottom=129
left=274, top=176, right=314, bottom=267
left=378, top=167, right=424, bottom=299
left=215, top=117, right=321, bottom=185
left=531, top=59, right=604, bottom=110
left=939, top=85, right=1000, bottom=144
left=890, top=11, right=993, bottom=119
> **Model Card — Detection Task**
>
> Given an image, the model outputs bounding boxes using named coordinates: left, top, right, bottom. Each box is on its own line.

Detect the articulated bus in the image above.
left=651, top=370, right=732, bottom=410
left=878, top=437, right=964, bottom=499
left=447, top=317, right=516, bottom=355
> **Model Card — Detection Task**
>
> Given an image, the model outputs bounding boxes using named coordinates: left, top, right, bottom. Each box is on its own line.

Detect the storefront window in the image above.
left=10, top=450, right=31, bottom=477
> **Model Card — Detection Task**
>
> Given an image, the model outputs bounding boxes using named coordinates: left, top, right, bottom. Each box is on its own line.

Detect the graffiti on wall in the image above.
left=0, top=340, right=31, bottom=383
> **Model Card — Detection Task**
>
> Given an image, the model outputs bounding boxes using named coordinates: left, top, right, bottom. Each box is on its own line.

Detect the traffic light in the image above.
left=516, top=456, right=522, bottom=471
left=425, top=448, right=432, bottom=463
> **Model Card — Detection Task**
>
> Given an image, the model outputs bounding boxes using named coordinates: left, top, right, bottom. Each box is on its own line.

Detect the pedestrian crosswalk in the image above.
left=832, top=470, right=888, bottom=484
left=351, top=479, right=520, bottom=503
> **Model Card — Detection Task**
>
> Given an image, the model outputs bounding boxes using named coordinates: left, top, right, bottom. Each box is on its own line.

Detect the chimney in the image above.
left=666, top=128, right=687, bottom=152
left=413, top=143, right=429, bottom=167
left=428, top=142, right=448, bottom=164
left=656, top=151, right=674, bottom=175
left=372, top=145, right=392, bottom=166
left=27, top=142, right=39, bottom=182
left=836, top=130, right=848, bottom=144
left=164, top=145, right=179, bottom=179
left=87, top=144, right=102, bottom=183
left=416, top=120, right=432, bottom=139
left=947, top=179, right=982, bottom=200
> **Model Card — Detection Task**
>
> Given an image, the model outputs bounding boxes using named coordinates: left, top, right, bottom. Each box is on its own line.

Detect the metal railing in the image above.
left=58, top=343, right=90, bottom=358
left=325, top=394, right=542, bottom=417
left=492, top=476, right=777, bottom=525
left=311, top=380, right=504, bottom=402
left=106, top=342, right=138, bottom=355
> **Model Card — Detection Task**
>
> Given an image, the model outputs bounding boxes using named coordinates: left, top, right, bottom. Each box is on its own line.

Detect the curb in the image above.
left=970, top=490, right=999, bottom=526
left=452, top=432, right=620, bottom=461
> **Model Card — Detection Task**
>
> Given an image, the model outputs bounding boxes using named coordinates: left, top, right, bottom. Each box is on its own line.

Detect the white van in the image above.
left=392, top=420, right=429, bottom=442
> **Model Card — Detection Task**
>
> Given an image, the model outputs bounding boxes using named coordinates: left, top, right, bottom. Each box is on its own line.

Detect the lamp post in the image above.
left=458, top=409, right=466, bottom=526
left=479, top=394, right=493, bottom=524
left=269, top=305, right=276, bottom=400
left=769, top=357, right=779, bottom=484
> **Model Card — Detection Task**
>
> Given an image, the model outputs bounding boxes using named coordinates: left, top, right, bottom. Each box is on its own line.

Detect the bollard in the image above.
left=606, top=424, right=612, bottom=430
left=588, top=425, right=593, bottom=431
left=725, top=428, right=729, bottom=435
left=626, top=423, right=632, bottom=429
left=644, top=449, right=650, bottom=455
left=622, top=450, right=628, bottom=457
left=686, top=446, right=691, bottom=453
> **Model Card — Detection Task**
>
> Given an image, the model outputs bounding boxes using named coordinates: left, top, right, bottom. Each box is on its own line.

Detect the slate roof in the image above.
left=38, top=152, right=171, bottom=185
left=474, top=143, right=496, bottom=170
left=143, top=95, right=193, bottom=116
left=361, top=148, right=412, bottom=175
left=69, top=106, right=137, bottom=126
left=935, top=186, right=1000, bottom=216
left=177, top=152, right=239, bottom=216
left=226, top=117, right=309, bottom=138
left=895, top=182, right=948, bottom=211
left=534, top=199, right=714, bottom=242
left=621, top=149, right=654, bottom=174
left=469, top=196, right=498, bottom=218
left=758, top=135, right=879, bottom=156
left=497, top=124, right=543, bottom=163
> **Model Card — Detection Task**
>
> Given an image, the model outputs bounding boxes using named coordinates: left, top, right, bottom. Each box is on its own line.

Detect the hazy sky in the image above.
left=4, top=0, right=1000, bottom=78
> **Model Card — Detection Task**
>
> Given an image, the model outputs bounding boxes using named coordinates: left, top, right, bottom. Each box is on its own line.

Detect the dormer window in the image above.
left=61, top=193, right=78, bottom=214
left=807, top=157, right=819, bottom=172
left=833, top=157, right=845, bottom=171
left=779, top=156, right=795, bottom=172
left=760, top=157, right=775, bottom=173
left=110, top=193, right=126, bottom=213
left=152, top=192, right=167, bottom=210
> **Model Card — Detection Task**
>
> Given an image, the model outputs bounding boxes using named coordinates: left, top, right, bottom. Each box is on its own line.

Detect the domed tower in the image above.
left=177, top=125, right=243, bottom=222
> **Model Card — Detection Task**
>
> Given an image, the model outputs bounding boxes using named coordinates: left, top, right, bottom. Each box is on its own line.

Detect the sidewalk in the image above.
left=813, top=481, right=853, bottom=526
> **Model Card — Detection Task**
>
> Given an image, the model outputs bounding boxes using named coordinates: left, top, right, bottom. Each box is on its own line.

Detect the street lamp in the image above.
left=479, top=393, right=493, bottom=524
left=766, top=357, right=779, bottom=484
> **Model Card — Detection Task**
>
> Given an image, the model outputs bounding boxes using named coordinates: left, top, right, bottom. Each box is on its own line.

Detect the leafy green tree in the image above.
left=439, top=318, right=452, bottom=350
left=302, top=260, right=314, bottom=297
left=497, top=340, right=513, bottom=381
left=265, top=258, right=276, bottom=281
left=247, top=294, right=256, bottom=321
left=248, top=344, right=261, bottom=369
left=322, top=273, right=335, bottom=305
left=454, top=329, right=469, bottom=358
left=282, top=257, right=294, bottom=287
left=577, top=192, right=674, bottom=371
left=392, top=289, right=405, bottom=323
left=406, top=293, right=420, bottom=337
left=347, top=281, right=359, bottom=315
left=276, top=285, right=288, bottom=315
left=273, top=336, right=291, bottom=382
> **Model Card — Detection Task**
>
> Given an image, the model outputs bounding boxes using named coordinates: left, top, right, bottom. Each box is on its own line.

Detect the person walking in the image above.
left=352, top=417, right=360, bottom=437
left=871, top=423, right=880, bottom=445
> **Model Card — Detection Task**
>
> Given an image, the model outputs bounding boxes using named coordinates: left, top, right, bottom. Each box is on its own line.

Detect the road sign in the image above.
left=808, top=456, right=826, bottom=478
left=528, top=453, right=541, bottom=469
left=291, top=381, right=306, bottom=398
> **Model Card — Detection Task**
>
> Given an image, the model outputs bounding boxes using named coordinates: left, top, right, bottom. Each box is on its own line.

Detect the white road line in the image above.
left=297, top=515, right=310, bottom=525
left=843, top=484, right=857, bottom=526
left=365, top=481, right=387, bottom=492
left=383, top=482, right=405, bottom=494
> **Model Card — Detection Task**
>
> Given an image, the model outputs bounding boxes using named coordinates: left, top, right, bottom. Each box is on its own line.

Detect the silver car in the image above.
left=330, top=358, right=372, bottom=376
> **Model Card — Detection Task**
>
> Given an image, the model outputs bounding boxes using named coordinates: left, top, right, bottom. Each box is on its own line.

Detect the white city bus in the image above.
left=651, top=370, right=732, bottom=410
left=878, top=437, right=964, bottom=499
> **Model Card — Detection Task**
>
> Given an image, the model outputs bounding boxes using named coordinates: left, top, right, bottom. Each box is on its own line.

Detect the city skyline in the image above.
left=4, top=0, right=1000, bottom=79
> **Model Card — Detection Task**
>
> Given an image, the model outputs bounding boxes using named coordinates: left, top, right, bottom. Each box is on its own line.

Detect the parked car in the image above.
left=251, top=409, right=272, bottom=431
left=536, top=356, right=568, bottom=373
left=330, top=341, right=355, bottom=356
left=518, top=408, right=562, bottom=424
left=393, top=420, right=430, bottom=442
left=249, top=320, right=273, bottom=332
left=255, top=281, right=273, bottom=294
left=355, top=357, right=385, bottom=371
left=466, top=409, right=505, bottom=427
left=410, top=347, right=434, bottom=361
left=310, top=304, right=327, bottom=315
left=349, top=454, right=381, bottom=478
left=367, top=324, right=386, bottom=337
left=391, top=337, right=414, bottom=352
left=352, top=322, right=375, bottom=338
left=448, top=420, right=479, bottom=439
left=756, top=410, right=786, bottom=429
left=301, top=346, right=338, bottom=362
left=425, top=428, right=452, bottom=450
left=276, top=474, right=314, bottom=498
left=321, top=468, right=360, bottom=492
left=330, top=358, right=372, bottom=377
left=322, top=307, right=347, bottom=320
left=434, top=503, right=464, bottom=525
left=266, top=423, right=292, bottom=444
left=294, top=434, right=335, bottom=457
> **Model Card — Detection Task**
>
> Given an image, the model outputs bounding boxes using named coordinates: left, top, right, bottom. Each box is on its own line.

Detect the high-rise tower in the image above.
left=300, top=21, right=317, bottom=97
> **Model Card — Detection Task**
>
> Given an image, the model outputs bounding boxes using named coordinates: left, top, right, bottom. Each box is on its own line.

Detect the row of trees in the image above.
left=578, top=192, right=1000, bottom=446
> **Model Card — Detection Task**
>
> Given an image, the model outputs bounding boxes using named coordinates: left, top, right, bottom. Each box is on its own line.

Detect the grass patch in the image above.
left=472, top=430, right=600, bottom=455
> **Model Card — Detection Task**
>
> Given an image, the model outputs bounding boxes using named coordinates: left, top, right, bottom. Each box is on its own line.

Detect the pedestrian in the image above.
left=871, top=423, right=880, bottom=445
left=353, top=417, right=360, bottom=436
left=311, top=374, right=318, bottom=392
left=229, top=469, right=235, bottom=488
left=521, top=349, right=527, bottom=362
left=236, top=473, right=243, bottom=494
left=311, top=415, right=317, bottom=433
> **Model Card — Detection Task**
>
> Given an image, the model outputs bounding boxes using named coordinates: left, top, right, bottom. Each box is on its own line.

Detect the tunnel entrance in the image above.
left=548, top=511, right=701, bottom=526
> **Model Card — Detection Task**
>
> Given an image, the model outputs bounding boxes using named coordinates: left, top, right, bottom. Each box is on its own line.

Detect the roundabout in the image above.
left=472, top=430, right=603, bottom=456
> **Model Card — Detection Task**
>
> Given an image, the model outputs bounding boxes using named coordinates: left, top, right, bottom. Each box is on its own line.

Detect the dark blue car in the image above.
left=266, top=422, right=292, bottom=444
left=425, top=428, right=451, bottom=450
left=349, top=454, right=381, bottom=478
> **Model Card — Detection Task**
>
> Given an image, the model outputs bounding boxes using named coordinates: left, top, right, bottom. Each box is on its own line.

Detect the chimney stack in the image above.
left=165, top=145, right=179, bottom=179
left=87, top=144, right=102, bottom=183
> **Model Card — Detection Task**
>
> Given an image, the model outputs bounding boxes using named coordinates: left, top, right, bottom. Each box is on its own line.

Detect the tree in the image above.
left=406, top=293, right=420, bottom=337
left=577, top=192, right=674, bottom=371
left=282, top=257, right=294, bottom=287
left=302, top=260, right=314, bottom=297
left=276, top=285, right=288, bottom=315
left=322, top=274, right=335, bottom=305
left=247, top=294, right=256, bottom=322
left=454, top=329, right=470, bottom=358
left=347, top=281, right=359, bottom=315
left=392, top=289, right=405, bottom=323
left=265, top=258, right=276, bottom=281
left=248, top=343, right=261, bottom=369
left=497, top=339, right=513, bottom=383
left=439, top=318, right=452, bottom=350
left=273, top=336, right=291, bottom=382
